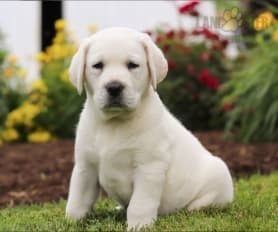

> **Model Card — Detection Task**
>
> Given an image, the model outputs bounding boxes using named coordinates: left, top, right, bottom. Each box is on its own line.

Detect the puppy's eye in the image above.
left=92, top=62, right=104, bottom=69
left=127, top=61, right=139, bottom=70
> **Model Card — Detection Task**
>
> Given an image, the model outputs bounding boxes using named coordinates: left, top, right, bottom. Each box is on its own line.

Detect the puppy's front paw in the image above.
left=65, top=205, right=88, bottom=221
left=127, top=215, right=155, bottom=231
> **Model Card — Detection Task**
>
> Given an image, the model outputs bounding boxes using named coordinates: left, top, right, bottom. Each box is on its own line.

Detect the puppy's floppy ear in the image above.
left=69, top=38, right=91, bottom=95
left=141, top=33, right=168, bottom=90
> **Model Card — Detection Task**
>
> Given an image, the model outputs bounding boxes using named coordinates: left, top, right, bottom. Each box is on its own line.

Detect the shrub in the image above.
left=34, top=19, right=84, bottom=139
left=0, top=32, right=27, bottom=144
left=222, top=11, right=278, bottom=142
left=148, top=1, right=231, bottom=130
left=2, top=20, right=85, bottom=143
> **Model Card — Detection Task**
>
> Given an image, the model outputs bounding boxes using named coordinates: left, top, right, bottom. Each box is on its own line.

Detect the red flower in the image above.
left=163, top=44, right=170, bottom=53
left=199, top=52, right=210, bottom=62
left=197, top=69, right=220, bottom=90
left=221, top=103, right=234, bottom=112
left=189, top=10, right=199, bottom=17
left=202, top=28, right=219, bottom=40
left=178, top=30, right=186, bottom=39
left=191, top=29, right=202, bottom=35
left=221, top=39, right=229, bottom=48
left=166, top=30, right=175, bottom=39
left=156, top=35, right=164, bottom=43
left=187, top=64, right=195, bottom=74
left=206, top=76, right=220, bottom=90
left=198, top=69, right=211, bottom=82
left=168, top=60, right=175, bottom=69
left=144, top=30, right=152, bottom=36
left=179, top=1, right=200, bottom=14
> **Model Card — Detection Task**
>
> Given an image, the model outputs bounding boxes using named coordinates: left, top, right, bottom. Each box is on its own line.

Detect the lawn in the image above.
left=0, top=173, right=277, bottom=231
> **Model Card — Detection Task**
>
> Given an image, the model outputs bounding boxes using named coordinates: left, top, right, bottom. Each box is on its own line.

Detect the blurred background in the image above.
left=0, top=0, right=277, bottom=207
left=0, top=1, right=219, bottom=82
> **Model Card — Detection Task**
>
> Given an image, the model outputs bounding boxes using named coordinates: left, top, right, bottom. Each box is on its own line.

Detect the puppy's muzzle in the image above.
left=104, top=81, right=126, bottom=109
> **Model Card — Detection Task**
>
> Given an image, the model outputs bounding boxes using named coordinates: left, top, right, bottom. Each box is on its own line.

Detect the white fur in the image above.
left=66, top=27, right=233, bottom=230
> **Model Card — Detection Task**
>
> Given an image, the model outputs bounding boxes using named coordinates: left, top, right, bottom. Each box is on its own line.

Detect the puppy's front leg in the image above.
left=127, top=162, right=166, bottom=230
left=66, top=162, right=99, bottom=220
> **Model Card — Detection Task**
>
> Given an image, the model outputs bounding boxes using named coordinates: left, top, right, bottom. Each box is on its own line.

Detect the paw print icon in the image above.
left=221, top=7, right=243, bottom=32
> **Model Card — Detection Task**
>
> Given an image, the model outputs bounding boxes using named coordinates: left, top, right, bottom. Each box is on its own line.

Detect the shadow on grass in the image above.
left=93, top=207, right=126, bottom=223
left=81, top=200, right=127, bottom=230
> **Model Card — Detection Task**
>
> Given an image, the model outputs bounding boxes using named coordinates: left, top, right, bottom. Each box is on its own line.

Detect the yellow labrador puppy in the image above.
left=66, top=27, right=233, bottom=230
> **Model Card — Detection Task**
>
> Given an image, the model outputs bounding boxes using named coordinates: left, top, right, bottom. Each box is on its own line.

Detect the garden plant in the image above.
left=152, top=1, right=231, bottom=130
left=223, top=10, right=278, bottom=142
left=0, top=32, right=27, bottom=144
left=1, top=20, right=85, bottom=143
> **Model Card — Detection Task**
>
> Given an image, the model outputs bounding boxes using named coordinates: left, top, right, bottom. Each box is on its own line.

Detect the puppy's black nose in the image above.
left=105, top=81, right=124, bottom=97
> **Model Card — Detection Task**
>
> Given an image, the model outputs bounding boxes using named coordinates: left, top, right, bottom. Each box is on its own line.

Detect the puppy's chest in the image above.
left=98, top=147, right=134, bottom=206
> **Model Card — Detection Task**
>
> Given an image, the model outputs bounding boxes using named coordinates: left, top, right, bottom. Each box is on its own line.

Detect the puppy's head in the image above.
left=69, top=27, right=168, bottom=115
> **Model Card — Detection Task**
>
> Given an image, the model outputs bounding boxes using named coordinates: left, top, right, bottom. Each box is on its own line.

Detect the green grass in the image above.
left=0, top=173, right=277, bottom=231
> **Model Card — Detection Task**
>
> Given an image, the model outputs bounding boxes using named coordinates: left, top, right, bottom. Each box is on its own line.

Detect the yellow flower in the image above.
left=5, top=109, right=22, bottom=127
left=1, top=128, right=19, bottom=142
left=259, top=12, right=273, bottom=24
left=5, top=102, right=41, bottom=128
left=28, top=130, right=52, bottom=143
left=60, top=69, right=70, bottom=83
left=64, top=44, right=77, bottom=56
left=7, top=55, right=17, bottom=64
left=17, top=68, right=27, bottom=78
left=36, top=52, right=51, bottom=63
left=254, top=11, right=274, bottom=31
left=273, top=30, right=278, bottom=41
left=53, top=31, right=65, bottom=44
left=3, top=68, right=14, bottom=78
left=47, top=44, right=68, bottom=59
left=21, top=102, right=41, bottom=127
left=36, top=52, right=45, bottom=61
left=32, top=80, right=48, bottom=93
left=29, top=92, right=40, bottom=103
left=29, top=93, right=48, bottom=110
left=88, top=24, right=98, bottom=34
left=55, top=19, right=67, bottom=31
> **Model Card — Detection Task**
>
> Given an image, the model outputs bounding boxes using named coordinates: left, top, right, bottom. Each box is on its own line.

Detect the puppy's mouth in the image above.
left=103, top=98, right=128, bottom=111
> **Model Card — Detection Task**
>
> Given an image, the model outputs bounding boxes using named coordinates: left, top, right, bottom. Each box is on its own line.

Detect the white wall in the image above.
left=64, top=1, right=178, bottom=42
left=0, top=1, right=40, bottom=81
left=64, top=1, right=216, bottom=42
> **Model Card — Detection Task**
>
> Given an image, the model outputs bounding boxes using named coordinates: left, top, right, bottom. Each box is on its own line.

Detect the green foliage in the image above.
left=0, top=173, right=277, bottom=231
left=37, top=53, right=84, bottom=139
left=215, top=0, right=240, bottom=10
left=223, top=29, right=278, bottom=142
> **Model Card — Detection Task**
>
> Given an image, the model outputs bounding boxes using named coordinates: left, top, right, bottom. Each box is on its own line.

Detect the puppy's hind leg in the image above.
left=66, top=162, right=99, bottom=220
left=187, top=192, right=217, bottom=211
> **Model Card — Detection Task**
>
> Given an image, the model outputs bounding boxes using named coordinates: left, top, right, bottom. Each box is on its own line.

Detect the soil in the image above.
left=0, top=131, right=277, bottom=208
